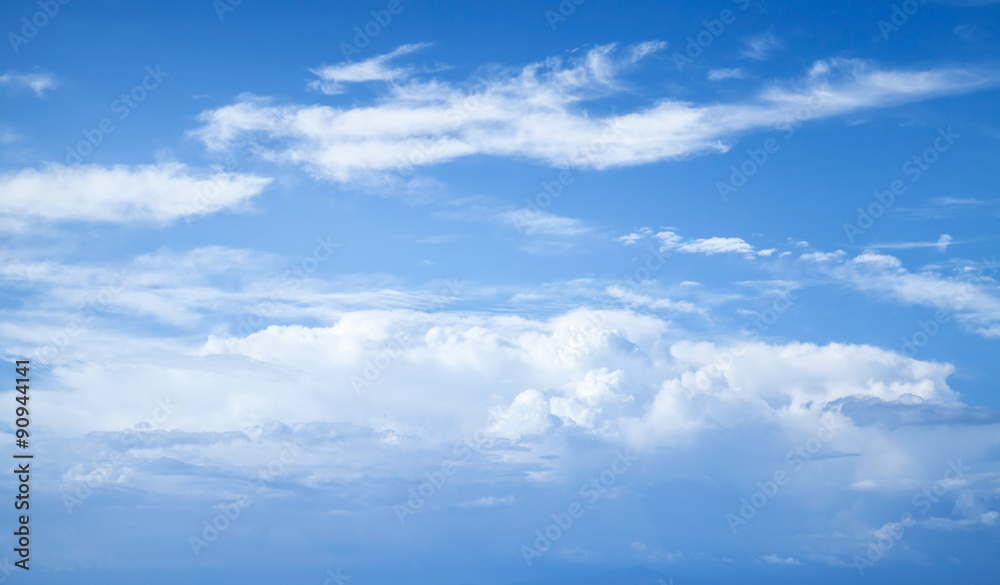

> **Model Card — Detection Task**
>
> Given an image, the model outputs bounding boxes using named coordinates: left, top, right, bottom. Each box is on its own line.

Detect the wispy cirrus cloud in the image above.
left=708, top=67, right=747, bottom=80
left=805, top=250, right=1000, bottom=338
left=192, top=45, right=998, bottom=183
left=863, top=234, right=955, bottom=252
left=741, top=30, right=783, bottom=60
left=308, top=42, right=433, bottom=95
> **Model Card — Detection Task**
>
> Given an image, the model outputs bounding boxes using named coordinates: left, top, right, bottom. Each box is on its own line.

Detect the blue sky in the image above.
left=2, top=0, right=1000, bottom=583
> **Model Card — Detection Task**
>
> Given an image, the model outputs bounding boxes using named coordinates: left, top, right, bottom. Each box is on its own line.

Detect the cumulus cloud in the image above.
left=191, top=45, right=997, bottom=182
left=5, top=250, right=995, bottom=568
left=0, top=163, right=272, bottom=227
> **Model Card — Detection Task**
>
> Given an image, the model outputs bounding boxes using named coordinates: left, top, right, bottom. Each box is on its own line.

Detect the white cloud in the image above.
left=0, top=163, right=272, bottom=227
left=487, top=388, right=552, bottom=440
left=923, top=511, right=999, bottom=530
left=549, top=368, right=633, bottom=430
left=309, top=43, right=432, bottom=95
left=801, top=250, right=847, bottom=262
left=617, top=227, right=653, bottom=245
left=192, top=46, right=997, bottom=182
left=7, top=261, right=996, bottom=562
left=504, top=208, right=588, bottom=236
left=654, top=229, right=764, bottom=257
left=606, top=285, right=702, bottom=313
left=742, top=31, right=783, bottom=60
left=0, top=71, right=56, bottom=96
left=760, top=554, right=801, bottom=565
left=0, top=126, right=20, bottom=143
left=824, top=251, right=1000, bottom=337
left=708, top=68, right=747, bottom=80
left=678, top=237, right=755, bottom=255
left=862, top=234, right=955, bottom=252
left=458, top=495, right=515, bottom=509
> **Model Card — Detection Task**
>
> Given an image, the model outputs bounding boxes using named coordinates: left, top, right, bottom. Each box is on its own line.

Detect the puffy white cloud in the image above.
left=548, top=368, right=633, bottom=431
left=0, top=163, right=272, bottom=227
left=651, top=229, right=767, bottom=257
left=4, top=242, right=997, bottom=569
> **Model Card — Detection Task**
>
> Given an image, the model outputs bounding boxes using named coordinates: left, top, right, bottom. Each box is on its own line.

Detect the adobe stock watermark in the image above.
left=671, top=0, right=752, bottom=72
left=62, top=396, right=180, bottom=514
left=544, top=0, right=587, bottom=31
left=350, top=280, right=462, bottom=395
left=188, top=441, right=303, bottom=556
left=322, top=568, right=350, bottom=585
left=843, top=126, right=959, bottom=243
left=341, top=0, right=412, bottom=60
left=7, top=0, right=72, bottom=54
left=213, top=0, right=247, bottom=21
left=876, top=0, right=928, bottom=40
left=725, top=413, right=841, bottom=535
left=853, top=459, right=969, bottom=576
left=520, top=450, right=639, bottom=564
left=62, top=66, right=169, bottom=168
